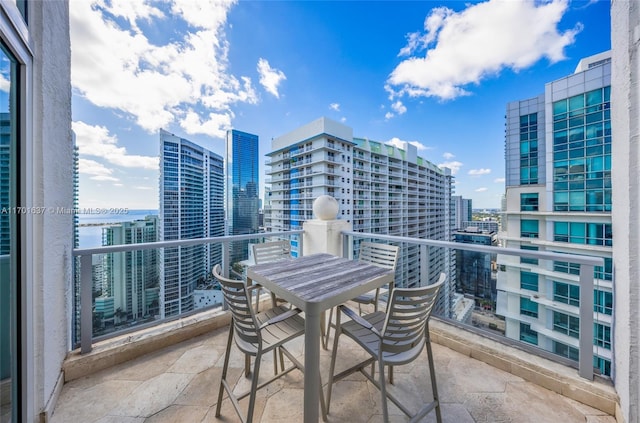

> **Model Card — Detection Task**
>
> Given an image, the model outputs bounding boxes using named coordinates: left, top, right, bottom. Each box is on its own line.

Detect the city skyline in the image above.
left=69, top=0, right=611, bottom=210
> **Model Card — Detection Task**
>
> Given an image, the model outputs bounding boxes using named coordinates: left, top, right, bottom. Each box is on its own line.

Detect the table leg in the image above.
left=304, top=309, right=321, bottom=422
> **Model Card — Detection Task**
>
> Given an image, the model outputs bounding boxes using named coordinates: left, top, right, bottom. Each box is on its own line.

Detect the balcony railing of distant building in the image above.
left=72, top=230, right=304, bottom=354
left=341, top=230, right=604, bottom=381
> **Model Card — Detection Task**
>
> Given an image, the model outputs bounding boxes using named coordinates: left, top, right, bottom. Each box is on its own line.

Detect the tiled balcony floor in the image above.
left=51, top=322, right=616, bottom=423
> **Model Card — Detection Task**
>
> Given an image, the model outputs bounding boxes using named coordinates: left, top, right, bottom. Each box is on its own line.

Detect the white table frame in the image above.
left=246, top=253, right=394, bottom=422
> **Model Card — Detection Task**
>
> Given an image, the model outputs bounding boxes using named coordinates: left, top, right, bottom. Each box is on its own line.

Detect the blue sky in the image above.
left=70, top=0, right=611, bottom=210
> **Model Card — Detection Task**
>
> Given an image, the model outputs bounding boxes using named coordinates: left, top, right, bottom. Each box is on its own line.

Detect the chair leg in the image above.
left=326, top=309, right=342, bottom=412
left=425, top=333, right=442, bottom=423
left=215, top=324, right=234, bottom=417
left=323, top=307, right=334, bottom=350
left=245, top=354, right=251, bottom=378
left=378, top=357, right=390, bottom=422
left=246, top=351, right=262, bottom=423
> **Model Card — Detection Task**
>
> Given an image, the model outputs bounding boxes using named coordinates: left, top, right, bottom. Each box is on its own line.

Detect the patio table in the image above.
left=246, top=253, right=394, bottom=422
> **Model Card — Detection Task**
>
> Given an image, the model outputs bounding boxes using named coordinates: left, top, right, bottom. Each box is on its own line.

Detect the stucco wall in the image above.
left=29, top=1, right=73, bottom=419
left=611, top=1, right=640, bottom=422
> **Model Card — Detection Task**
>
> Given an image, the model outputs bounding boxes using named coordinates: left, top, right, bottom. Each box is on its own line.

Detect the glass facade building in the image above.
left=225, top=130, right=259, bottom=265
left=159, top=130, right=224, bottom=318
left=499, top=51, right=613, bottom=375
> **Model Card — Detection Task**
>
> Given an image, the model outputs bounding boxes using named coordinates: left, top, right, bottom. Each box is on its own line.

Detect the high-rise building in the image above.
left=452, top=195, right=472, bottom=230
left=264, top=117, right=455, bottom=316
left=159, top=129, right=225, bottom=318
left=101, top=215, right=160, bottom=324
left=453, top=226, right=497, bottom=302
left=225, top=130, right=259, bottom=265
left=498, top=51, right=612, bottom=375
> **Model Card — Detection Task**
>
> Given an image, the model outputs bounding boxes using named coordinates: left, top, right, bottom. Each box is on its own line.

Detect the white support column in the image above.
left=302, top=195, right=352, bottom=257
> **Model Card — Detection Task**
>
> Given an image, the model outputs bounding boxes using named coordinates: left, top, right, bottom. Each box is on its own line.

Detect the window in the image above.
left=520, top=193, right=539, bottom=211
left=553, top=312, right=579, bottom=338
left=520, top=113, right=539, bottom=185
left=553, top=341, right=579, bottom=361
left=520, top=245, right=538, bottom=265
left=594, top=356, right=611, bottom=376
left=553, top=281, right=579, bottom=306
left=520, top=219, right=539, bottom=238
left=520, top=297, right=538, bottom=318
left=520, top=271, right=538, bottom=291
left=594, top=323, right=611, bottom=349
left=554, top=222, right=612, bottom=246
left=520, top=323, right=538, bottom=345
left=594, top=289, right=612, bottom=315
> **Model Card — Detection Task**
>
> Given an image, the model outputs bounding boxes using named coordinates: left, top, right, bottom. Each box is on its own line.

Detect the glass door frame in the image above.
left=0, top=2, right=32, bottom=422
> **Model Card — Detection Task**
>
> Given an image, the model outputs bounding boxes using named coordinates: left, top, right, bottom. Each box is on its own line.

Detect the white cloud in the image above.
left=340, top=117, right=347, bottom=123
left=329, top=103, right=340, bottom=111
left=386, top=137, right=428, bottom=151
left=70, top=0, right=257, bottom=138
left=468, top=168, right=491, bottom=176
left=257, top=58, right=286, bottom=98
left=443, top=152, right=455, bottom=160
left=0, top=73, right=9, bottom=93
left=475, top=187, right=489, bottom=192
left=387, top=0, right=581, bottom=100
left=134, top=186, right=154, bottom=190
left=78, top=158, right=119, bottom=181
left=384, top=111, right=395, bottom=120
left=391, top=100, right=407, bottom=115
left=494, top=177, right=506, bottom=183
left=73, top=121, right=158, bottom=170
left=438, top=160, right=463, bottom=175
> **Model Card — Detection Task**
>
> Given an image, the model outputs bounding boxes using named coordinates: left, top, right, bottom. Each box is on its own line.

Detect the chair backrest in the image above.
left=212, top=264, right=260, bottom=348
left=358, top=242, right=399, bottom=271
left=380, top=273, right=446, bottom=363
left=252, top=240, right=291, bottom=264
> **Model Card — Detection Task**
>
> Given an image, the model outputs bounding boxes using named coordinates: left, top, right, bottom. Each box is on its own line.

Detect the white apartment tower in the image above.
left=265, top=117, right=455, bottom=315
left=498, top=51, right=612, bottom=376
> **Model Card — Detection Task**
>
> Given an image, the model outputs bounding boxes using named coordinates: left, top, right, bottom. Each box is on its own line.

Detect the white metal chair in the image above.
left=323, top=242, right=399, bottom=349
left=249, top=240, right=292, bottom=311
left=326, top=273, right=446, bottom=423
left=213, top=264, right=327, bottom=423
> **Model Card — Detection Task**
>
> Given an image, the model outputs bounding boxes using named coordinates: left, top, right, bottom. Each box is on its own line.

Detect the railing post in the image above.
left=80, top=254, right=93, bottom=354
left=221, top=241, right=230, bottom=278
left=420, top=244, right=428, bottom=286
left=579, top=264, right=594, bottom=380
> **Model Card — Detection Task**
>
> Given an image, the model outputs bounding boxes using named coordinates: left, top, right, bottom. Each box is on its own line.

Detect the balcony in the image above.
left=51, top=224, right=618, bottom=423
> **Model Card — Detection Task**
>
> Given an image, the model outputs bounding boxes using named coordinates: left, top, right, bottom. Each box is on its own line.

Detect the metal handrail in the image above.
left=342, top=230, right=603, bottom=381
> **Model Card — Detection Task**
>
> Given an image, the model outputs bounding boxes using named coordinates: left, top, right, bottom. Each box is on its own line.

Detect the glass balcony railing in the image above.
left=72, top=230, right=304, bottom=354
left=342, top=230, right=605, bottom=381
left=73, top=228, right=605, bottom=381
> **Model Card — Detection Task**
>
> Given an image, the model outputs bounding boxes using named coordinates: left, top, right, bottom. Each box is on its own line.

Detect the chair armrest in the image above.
left=339, top=305, right=381, bottom=337
left=259, top=308, right=302, bottom=329
left=246, top=283, right=263, bottom=291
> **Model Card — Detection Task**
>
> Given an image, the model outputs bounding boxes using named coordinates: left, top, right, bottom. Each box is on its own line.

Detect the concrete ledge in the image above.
left=430, top=319, right=619, bottom=417
left=62, top=308, right=231, bottom=382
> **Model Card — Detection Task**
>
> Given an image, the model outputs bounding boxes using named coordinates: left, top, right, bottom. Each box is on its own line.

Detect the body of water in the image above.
left=77, top=209, right=158, bottom=248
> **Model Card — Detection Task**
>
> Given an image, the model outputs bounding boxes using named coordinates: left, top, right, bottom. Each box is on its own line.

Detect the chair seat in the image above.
left=235, top=304, right=305, bottom=356
left=340, top=311, right=426, bottom=366
left=352, top=287, right=389, bottom=305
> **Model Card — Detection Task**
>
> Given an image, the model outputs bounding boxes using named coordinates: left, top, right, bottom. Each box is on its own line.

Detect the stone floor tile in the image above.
left=49, top=379, right=142, bottom=423
left=94, top=416, right=145, bottom=423
left=145, top=405, right=209, bottom=423
left=108, top=373, right=195, bottom=418
left=167, top=344, right=222, bottom=375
